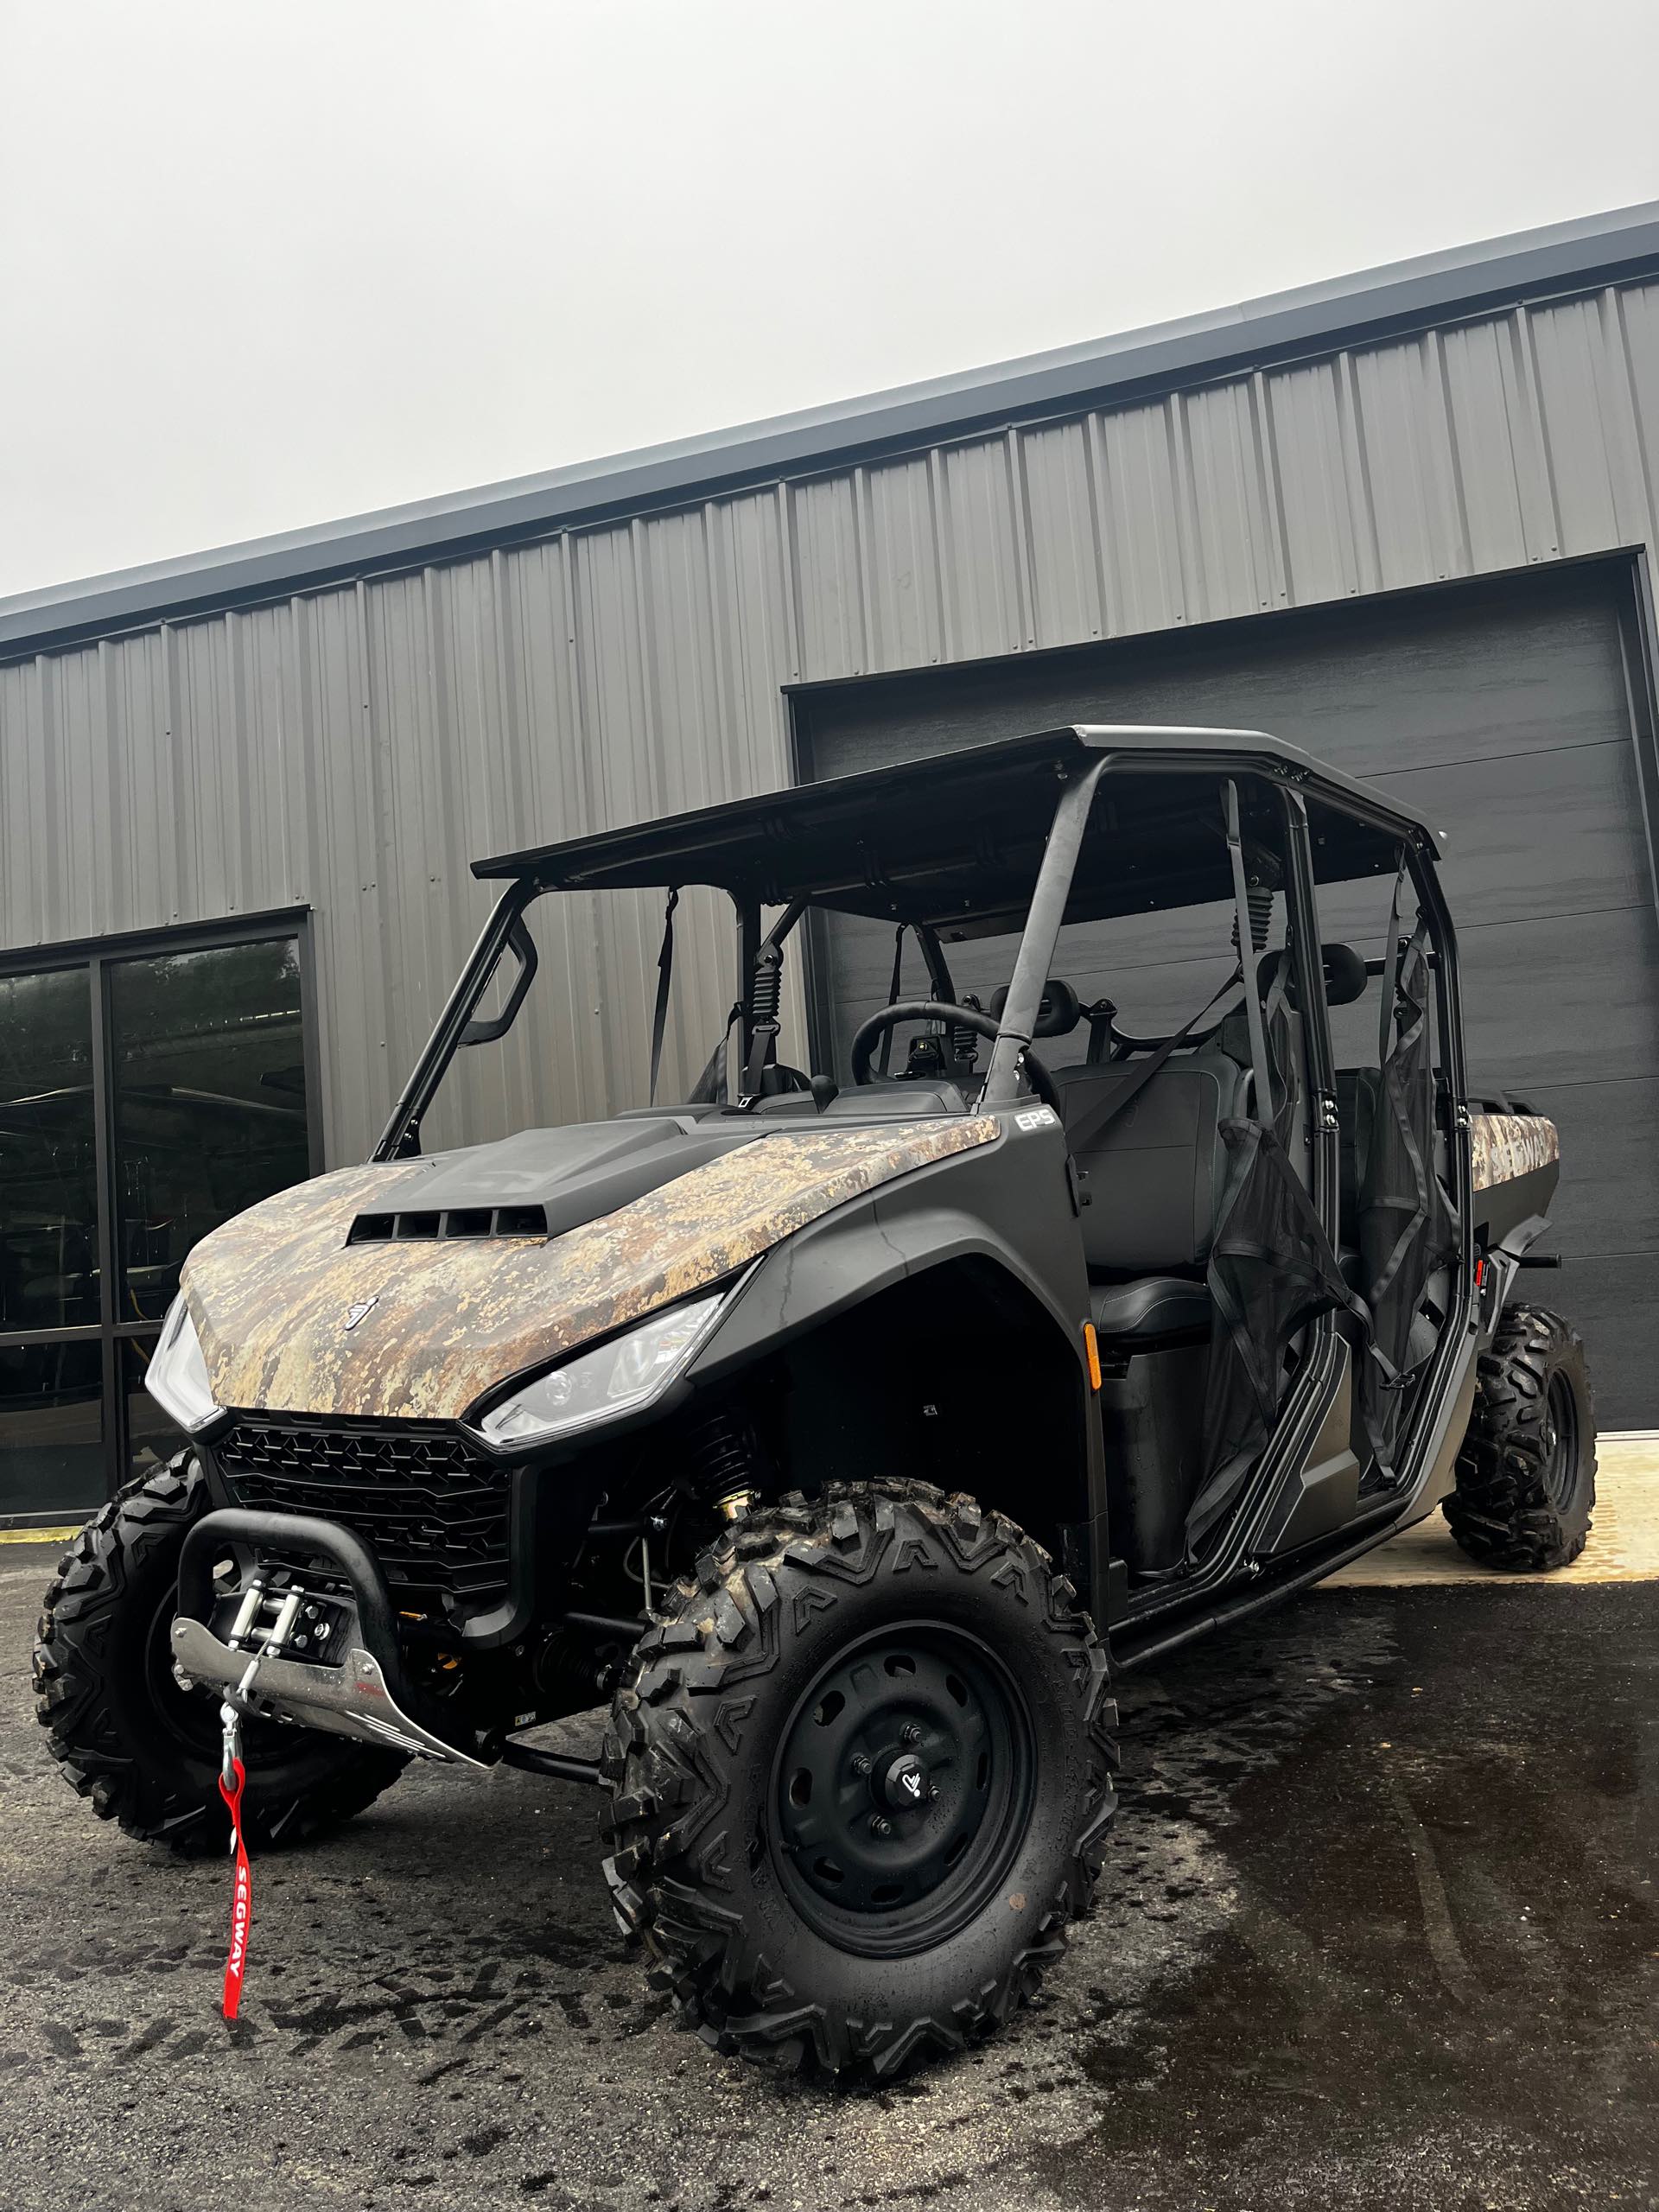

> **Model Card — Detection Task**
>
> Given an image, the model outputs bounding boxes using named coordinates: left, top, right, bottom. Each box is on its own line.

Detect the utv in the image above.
left=36, top=725, right=1593, bottom=2079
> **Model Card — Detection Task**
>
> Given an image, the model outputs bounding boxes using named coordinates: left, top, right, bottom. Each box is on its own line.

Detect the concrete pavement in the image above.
left=0, top=1522, right=1654, bottom=2211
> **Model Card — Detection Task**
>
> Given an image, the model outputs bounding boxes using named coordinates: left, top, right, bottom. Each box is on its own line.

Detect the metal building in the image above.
left=5, top=200, right=1659, bottom=1522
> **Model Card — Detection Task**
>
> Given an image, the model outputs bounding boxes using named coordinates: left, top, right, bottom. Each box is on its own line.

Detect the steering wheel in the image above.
left=848, top=1000, right=1060, bottom=1114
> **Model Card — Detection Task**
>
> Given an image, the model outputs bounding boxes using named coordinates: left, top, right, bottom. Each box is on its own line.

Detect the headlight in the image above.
left=146, top=1295, right=222, bottom=1433
left=473, top=1292, right=727, bottom=1449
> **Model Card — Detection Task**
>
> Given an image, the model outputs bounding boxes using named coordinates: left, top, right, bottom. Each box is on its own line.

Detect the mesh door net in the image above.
left=1187, top=996, right=1366, bottom=1550
left=1351, top=888, right=1459, bottom=1476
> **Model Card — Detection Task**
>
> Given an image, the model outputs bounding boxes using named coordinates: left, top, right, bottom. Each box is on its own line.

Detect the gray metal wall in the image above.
left=5, top=276, right=1659, bottom=1166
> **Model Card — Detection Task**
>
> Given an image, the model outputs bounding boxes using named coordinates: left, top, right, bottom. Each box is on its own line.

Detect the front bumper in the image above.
left=170, top=1507, right=486, bottom=1768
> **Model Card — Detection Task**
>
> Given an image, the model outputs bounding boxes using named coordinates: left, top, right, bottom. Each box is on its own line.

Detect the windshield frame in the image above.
left=370, top=763, right=1096, bottom=1162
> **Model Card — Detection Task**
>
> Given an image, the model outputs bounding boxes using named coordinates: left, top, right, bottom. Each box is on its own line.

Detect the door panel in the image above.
left=0, top=925, right=315, bottom=1520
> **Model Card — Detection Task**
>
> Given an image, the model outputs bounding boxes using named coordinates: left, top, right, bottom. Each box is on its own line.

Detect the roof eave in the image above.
left=5, top=200, right=1659, bottom=661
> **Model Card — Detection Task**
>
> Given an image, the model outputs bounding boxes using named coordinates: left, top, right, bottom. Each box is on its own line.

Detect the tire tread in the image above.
left=600, top=1478, right=1116, bottom=2080
left=33, top=1451, right=406, bottom=1854
left=1443, top=1304, right=1596, bottom=1572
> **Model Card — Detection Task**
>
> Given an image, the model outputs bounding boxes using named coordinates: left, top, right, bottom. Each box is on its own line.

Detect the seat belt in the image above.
left=1059, top=965, right=1243, bottom=1156
left=647, top=887, right=679, bottom=1106
left=877, top=925, right=906, bottom=1078
left=740, top=943, right=784, bottom=1101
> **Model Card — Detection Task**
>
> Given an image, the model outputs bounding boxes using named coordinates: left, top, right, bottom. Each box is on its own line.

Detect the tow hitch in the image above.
left=170, top=1508, right=487, bottom=1769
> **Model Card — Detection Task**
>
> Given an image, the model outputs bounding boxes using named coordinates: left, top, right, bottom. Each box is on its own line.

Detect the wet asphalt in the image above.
left=0, top=1547, right=1654, bottom=2212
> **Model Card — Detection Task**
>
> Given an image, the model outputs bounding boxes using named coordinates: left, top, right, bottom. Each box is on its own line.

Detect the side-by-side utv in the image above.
left=36, top=725, right=1593, bottom=2080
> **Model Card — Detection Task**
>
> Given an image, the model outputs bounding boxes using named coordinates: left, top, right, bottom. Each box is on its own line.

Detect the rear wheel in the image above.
left=1444, top=1305, right=1596, bottom=1572
left=34, top=1452, right=408, bottom=1853
left=601, top=1479, right=1117, bottom=2081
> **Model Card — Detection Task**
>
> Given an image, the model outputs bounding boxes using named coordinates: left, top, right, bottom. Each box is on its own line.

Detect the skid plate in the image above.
left=170, top=1615, right=486, bottom=1768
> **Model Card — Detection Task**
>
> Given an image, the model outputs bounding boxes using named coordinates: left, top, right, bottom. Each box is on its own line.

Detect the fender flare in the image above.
left=690, top=1192, right=1083, bottom=1388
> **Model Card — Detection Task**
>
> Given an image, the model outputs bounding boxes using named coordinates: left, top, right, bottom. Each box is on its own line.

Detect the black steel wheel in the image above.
left=601, top=1478, right=1117, bottom=2082
left=1541, top=1370, right=1582, bottom=1514
left=1444, top=1304, right=1596, bottom=1572
left=772, top=1622, right=1035, bottom=1950
left=35, top=1452, right=408, bottom=1853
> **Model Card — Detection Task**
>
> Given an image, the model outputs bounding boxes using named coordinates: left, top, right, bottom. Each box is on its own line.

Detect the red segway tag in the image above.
left=217, top=1756, right=252, bottom=2020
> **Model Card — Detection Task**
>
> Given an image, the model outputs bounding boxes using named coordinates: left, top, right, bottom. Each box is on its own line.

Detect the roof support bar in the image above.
left=982, top=756, right=1109, bottom=1106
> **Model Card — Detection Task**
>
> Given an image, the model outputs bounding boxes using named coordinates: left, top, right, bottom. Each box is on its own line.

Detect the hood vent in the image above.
left=347, top=1205, right=548, bottom=1244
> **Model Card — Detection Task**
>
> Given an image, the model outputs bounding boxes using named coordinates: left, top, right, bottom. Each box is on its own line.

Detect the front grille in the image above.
left=213, top=1415, right=512, bottom=1607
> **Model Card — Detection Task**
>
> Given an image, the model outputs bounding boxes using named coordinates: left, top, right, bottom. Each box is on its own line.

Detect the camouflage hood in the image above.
left=181, top=1116, right=999, bottom=1424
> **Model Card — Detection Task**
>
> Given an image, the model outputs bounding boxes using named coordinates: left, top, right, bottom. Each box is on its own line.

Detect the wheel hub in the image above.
left=880, top=1749, right=931, bottom=1810
left=771, top=1623, right=1034, bottom=1953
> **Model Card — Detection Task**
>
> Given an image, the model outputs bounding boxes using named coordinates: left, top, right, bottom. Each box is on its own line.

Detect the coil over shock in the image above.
left=686, top=1402, right=762, bottom=1522
left=532, top=1627, right=624, bottom=1706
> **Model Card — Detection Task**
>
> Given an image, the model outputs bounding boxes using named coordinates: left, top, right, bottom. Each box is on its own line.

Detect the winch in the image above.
left=169, top=1507, right=487, bottom=1768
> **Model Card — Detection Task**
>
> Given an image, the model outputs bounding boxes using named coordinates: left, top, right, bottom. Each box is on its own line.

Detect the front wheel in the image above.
left=34, top=1452, right=408, bottom=1853
left=1444, top=1305, right=1597, bottom=1571
left=600, top=1479, right=1117, bottom=2081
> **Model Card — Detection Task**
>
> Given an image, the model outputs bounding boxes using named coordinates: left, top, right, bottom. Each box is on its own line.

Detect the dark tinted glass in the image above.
left=124, top=1335, right=187, bottom=1482
left=0, top=966, right=99, bottom=1331
left=0, top=1339, right=103, bottom=1516
left=110, top=939, right=311, bottom=1320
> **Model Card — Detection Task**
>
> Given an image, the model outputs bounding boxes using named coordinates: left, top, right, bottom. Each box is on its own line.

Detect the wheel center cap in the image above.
left=880, top=1751, right=930, bottom=1810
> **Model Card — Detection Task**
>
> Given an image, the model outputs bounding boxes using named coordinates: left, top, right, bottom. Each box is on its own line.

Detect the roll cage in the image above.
left=375, top=722, right=1457, bottom=1166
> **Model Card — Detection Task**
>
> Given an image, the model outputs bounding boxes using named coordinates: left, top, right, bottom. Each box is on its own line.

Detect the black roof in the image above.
left=476, top=727, right=1440, bottom=934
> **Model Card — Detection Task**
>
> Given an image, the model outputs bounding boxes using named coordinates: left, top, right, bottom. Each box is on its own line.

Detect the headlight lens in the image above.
left=474, top=1292, right=727, bottom=1448
left=145, top=1295, right=222, bottom=1433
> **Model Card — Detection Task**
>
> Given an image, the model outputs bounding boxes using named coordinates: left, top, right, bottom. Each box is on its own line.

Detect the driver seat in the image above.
left=988, top=976, right=1239, bottom=1345
left=1088, top=1274, right=1211, bottom=1340
left=1055, top=1045, right=1252, bottom=1277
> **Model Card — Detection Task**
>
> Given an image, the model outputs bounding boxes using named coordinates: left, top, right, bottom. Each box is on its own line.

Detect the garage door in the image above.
left=793, top=564, right=1659, bottom=1428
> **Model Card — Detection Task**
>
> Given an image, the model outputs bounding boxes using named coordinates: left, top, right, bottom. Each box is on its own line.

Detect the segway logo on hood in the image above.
left=343, top=1297, right=379, bottom=1332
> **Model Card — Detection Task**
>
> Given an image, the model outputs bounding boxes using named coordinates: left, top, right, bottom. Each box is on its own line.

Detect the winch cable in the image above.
left=217, top=1697, right=254, bottom=2022
left=208, top=1589, right=299, bottom=2023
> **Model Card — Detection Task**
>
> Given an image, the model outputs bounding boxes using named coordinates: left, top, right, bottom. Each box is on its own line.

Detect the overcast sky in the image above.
left=3, top=0, right=1657, bottom=601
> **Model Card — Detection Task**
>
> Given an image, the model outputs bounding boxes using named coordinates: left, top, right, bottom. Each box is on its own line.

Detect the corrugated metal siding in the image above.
left=5, top=278, right=1659, bottom=1164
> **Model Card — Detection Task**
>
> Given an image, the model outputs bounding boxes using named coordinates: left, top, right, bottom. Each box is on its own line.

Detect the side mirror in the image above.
left=460, top=915, right=539, bottom=1047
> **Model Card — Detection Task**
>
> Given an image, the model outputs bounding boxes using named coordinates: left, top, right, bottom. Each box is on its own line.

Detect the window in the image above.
left=0, top=918, right=317, bottom=1523
left=0, top=966, right=99, bottom=1334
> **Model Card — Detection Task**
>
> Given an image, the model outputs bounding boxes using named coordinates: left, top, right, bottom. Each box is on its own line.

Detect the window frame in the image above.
left=0, top=906, right=321, bottom=1522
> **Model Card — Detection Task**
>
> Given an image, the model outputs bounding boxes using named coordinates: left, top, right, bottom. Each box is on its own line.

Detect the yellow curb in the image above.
left=0, top=1526, right=79, bottom=1545
left=1328, top=1430, right=1659, bottom=1587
